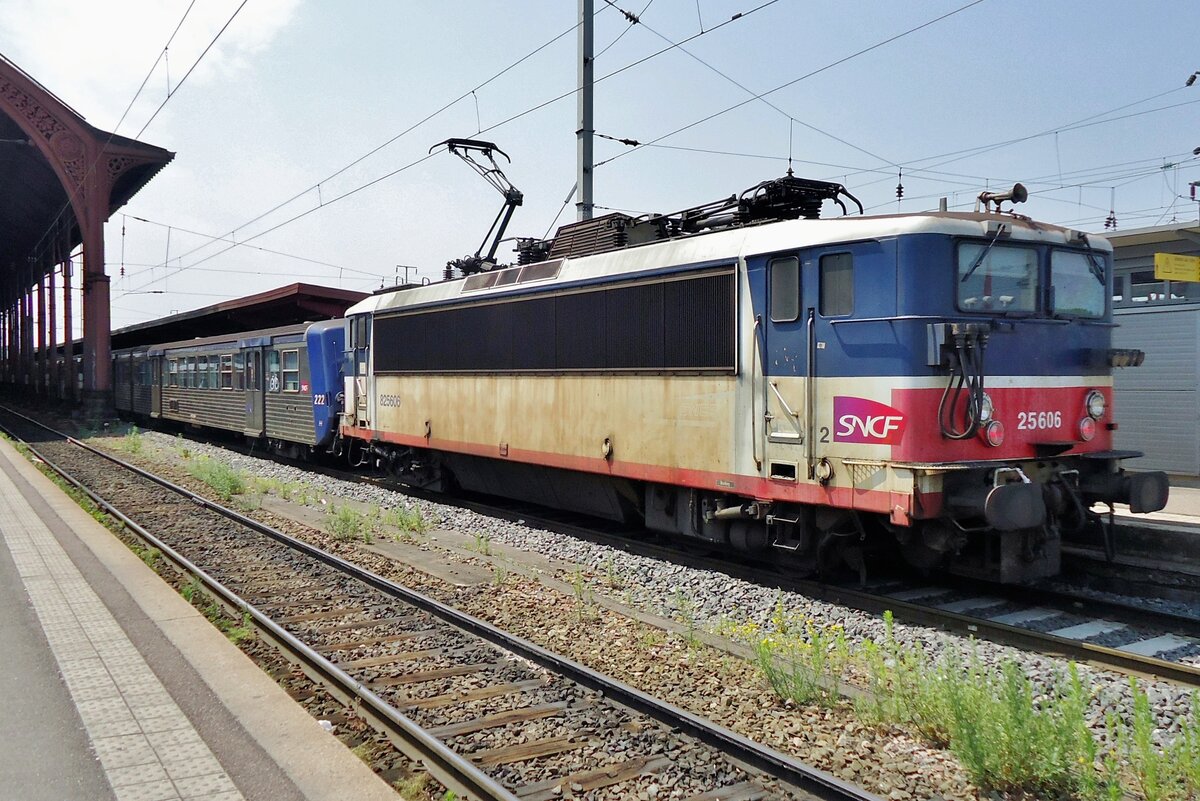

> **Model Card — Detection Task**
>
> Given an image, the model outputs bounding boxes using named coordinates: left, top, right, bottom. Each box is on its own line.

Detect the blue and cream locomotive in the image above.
left=115, top=175, right=1169, bottom=583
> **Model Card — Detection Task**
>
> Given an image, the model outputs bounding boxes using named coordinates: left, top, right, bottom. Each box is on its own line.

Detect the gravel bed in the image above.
left=1083, top=627, right=1151, bottom=649
left=72, top=426, right=1200, bottom=797
left=1043, top=578, right=1200, bottom=620
left=23, top=422, right=829, bottom=801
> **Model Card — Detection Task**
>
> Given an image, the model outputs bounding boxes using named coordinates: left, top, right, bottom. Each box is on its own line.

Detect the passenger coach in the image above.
left=113, top=321, right=346, bottom=456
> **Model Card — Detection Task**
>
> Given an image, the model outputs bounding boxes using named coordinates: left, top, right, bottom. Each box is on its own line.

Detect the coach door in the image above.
left=243, top=347, right=265, bottom=436
left=759, top=254, right=808, bottom=481
left=150, top=355, right=162, bottom=417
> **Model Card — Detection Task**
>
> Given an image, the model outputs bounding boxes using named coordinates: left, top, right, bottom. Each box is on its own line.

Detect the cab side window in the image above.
left=820, top=253, right=853, bottom=316
left=769, top=256, right=800, bottom=322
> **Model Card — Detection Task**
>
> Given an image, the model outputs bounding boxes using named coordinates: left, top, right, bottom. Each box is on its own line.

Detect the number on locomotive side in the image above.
left=1016, top=410, right=1062, bottom=430
left=313, top=393, right=327, bottom=406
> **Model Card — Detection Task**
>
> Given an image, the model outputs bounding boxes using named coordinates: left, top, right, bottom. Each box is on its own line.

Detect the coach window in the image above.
left=209, top=357, right=219, bottom=389
left=819, top=253, right=854, bottom=316
left=267, top=350, right=281, bottom=392
left=199, top=356, right=211, bottom=389
left=282, top=350, right=300, bottom=392
left=234, top=353, right=245, bottom=390
left=167, top=359, right=177, bottom=387
left=219, top=354, right=234, bottom=389
left=769, top=256, right=800, bottom=322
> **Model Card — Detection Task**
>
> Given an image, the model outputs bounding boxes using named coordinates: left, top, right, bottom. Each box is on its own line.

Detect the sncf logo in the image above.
left=833, top=396, right=906, bottom=445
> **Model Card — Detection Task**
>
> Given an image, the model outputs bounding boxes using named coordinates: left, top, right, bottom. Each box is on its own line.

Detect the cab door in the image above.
left=345, top=315, right=370, bottom=428
left=243, top=347, right=264, bottom=436
left=799, top=239, right=896, bottom=469
left=758, top=253, right=807, bottom=482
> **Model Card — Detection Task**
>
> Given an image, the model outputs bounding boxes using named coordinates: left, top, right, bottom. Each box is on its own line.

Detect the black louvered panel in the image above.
left=373, top=268, right=734, bottom=373
left=511, top=296, right=556, bottom=369
left=605, top=281, right=664, bottom=369
left=555, top=291, right=606, bottom=369
left=664, top=273, right=735, bottom=369
left=455, top=303, right=513, bottom=371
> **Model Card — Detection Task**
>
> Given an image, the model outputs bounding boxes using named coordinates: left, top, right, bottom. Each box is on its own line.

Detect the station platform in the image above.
left=0, top=437, right=399, bottom=801
left=1143, top=484, right=1200, bottom=524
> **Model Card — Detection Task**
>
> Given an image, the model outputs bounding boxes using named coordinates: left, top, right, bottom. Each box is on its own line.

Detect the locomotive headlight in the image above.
left=979, top=392, right=995, bottom=423
left=1085, top=390, right=1106, bottom=419
left=981, top=420, right=1005, bottom=447
left=1078, top=416, right=1097, bottom=442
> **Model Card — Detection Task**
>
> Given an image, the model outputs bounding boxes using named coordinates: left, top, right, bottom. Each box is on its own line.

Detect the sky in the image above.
left=2, top=0, right=1198, bottom=332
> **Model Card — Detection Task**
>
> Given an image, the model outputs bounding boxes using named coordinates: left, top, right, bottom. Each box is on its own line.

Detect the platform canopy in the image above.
left=110, top=283, right=368, bottom=350
left=1, top=52, right=174, bottom=402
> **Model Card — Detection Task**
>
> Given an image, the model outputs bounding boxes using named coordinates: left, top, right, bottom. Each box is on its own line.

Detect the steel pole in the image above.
left=576, top=0, right=594, bottom=221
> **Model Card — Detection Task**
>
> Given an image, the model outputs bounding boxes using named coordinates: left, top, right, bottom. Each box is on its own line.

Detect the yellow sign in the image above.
left=1155, top=253, right=1200, bottom=282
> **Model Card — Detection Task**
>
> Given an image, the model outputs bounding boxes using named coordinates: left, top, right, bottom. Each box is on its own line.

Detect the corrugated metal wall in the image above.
left=1113, top=306, right=1199, bottom=475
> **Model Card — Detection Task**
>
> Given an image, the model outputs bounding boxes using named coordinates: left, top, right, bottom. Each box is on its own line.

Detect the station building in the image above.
left=1110, top=222, right=1200, bottom=481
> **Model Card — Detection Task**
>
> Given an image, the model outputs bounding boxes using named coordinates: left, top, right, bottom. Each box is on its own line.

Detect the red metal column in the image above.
left=21, top=282, right=32, bottom=387
left=81, top=219, right=110, bottom=408
left=36, top=272, right=46, bottom=395
left=48, top=266, right=57, bottom=398
left=63, top=259, right=73, bottom=403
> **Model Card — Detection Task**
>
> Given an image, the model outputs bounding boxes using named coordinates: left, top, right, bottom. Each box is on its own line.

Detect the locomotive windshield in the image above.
left=1050, top=250, right=1106, bottom=318
left=957, top=243, right=1038, bottom=313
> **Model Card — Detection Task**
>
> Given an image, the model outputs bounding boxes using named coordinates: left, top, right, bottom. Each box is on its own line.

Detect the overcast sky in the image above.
left=2, top=0, right=1198, bottom=330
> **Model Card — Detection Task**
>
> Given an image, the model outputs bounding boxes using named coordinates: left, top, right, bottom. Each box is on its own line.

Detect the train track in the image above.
left=0, top=406, right=880, bottom=801
left=368, top=480, right=1200, bottom=689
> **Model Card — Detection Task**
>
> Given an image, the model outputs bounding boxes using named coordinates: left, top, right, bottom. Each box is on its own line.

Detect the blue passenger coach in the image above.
left=114, top=321, right=347, bottom=457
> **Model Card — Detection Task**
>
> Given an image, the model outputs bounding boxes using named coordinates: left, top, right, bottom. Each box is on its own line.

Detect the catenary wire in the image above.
left=594, top=0, right=987, bottom=170
left=118, top=0, right=780, bottom=296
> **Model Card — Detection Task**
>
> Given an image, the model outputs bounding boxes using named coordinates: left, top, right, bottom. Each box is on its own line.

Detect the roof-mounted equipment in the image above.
left=976, top=182, right=1028, bottom=214
left=516, top=174, right=863, bottom=262
left=432, top=138, right=524, bottom=276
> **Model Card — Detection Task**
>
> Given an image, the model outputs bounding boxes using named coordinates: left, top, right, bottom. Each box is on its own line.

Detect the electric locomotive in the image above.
left=340, top=174, right=1169, bottom=584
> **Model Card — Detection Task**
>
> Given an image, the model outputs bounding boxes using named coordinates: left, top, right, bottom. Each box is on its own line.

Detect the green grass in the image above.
left=750, top=600, right=847, bottom=708
left=468, top=532, right=491, bottom=556
left=188, top=456, right=246, bottom=500
left=201, top=603, right=254, bottom=645
left=1113, top=678, right=1200, bottom=801
left=392, top=772, right=429, bottom=799
left=327, top=504, right=370, bottom=542
left=384, top=504, right=431, bottom=535
left=118, top=425, right=144, bottom=455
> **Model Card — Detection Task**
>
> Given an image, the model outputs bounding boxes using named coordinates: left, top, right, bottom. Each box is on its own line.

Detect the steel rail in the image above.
left=115, top=415, right=1200, bottom=688
left=0, top=407, right=881, bottom=801
left=0, top=414, right=520, bottom=801
left=402, top=487, right=1200, bottom=688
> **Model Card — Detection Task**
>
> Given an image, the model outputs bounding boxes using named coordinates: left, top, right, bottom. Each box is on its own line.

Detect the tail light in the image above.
left=1078, top=416, right=1096, bottom=441
left=982, top=420, right=1005, bottom=447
